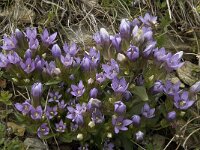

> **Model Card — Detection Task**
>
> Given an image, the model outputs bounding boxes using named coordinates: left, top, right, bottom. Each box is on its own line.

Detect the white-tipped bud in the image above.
left=117, top=53, right=126, bottom=62
left=88, top=121, right=95, bottom=128
left=77, top=133, right=83, bottom=140
left=88, top=78, right=94, bottom=84
left=107, top=133, right=112, bottom=138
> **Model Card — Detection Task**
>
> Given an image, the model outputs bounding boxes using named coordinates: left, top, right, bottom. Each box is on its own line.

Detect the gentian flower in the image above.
left=174, top=91, right=194, bottom=110
left=103, top=141, right=114, bottom=150
left=51, top=44, right=61, bottom=58
left=152, top=80, right=164, bottom=94
left=0, top=53, right=8, bottom=67
left=66, top=103, right=87, bottom=125
left=141, top=103, right=155, bottom=118
left=91, top=109, right=104, bottom=124
left=96, top=72, right=106, bottom=83
left=26, top=27, right=37, bottom=40
left=112, top=115, right=132, bottom=134
left=31, top=82, right=43, bottom=99
left=93, top=28, right=110, bottom=46
left=71, top=80, right=85, bottom=97
left=58, top=100, right=67, bottom=110
left=111, top=77, right=128, bottom=93
left=15, top=100, right=32, bottom=115
left=102, top=59, right=119, bottom=79
left=87, top=98, right=102, bottom=111
left=114, top=101, right=126, bottom=114
left=41, top=28, right=57, bottom=46
left=1, top=35, right=17, bottom=50
left=15, top=28, right=23, bottom=40
left=48, top=91, right=62, bottom=102
left=143, top=41, right=156, bottom=57
left=20, top=58, right=35, bottom=74
left=35, top=56, right=45, bottom=71
left=44, top=61, right=61, bottom=75
left=126, top=44, right=139, bottom=61
left=190, top=81, right=200, bottom=93
left=135, top=131, right=144, bottom=141
left=119, top=19, right=131, bottom=39
left=45, top=106, right=58, bottom=119
left=55, top=120, right=66, bottom=132
left=131, top=115, right=141, bottom=126
left=7, top=52, right=21, bottom=64
left=154, top=47, right=170, bottom=62
left=28, top=38, right=39, bottom=50
left=30, top=106, right=43, bottom=120
left=63, top=42, right=79, bottom=56
left=60, top=53, right=73, bottom=67
left=163, top=80, right=181, bottom=96
left=167, top=111, right=176, bottom=121
left=89, top=88, right=98, bottom=98
left=139, top=13, right=157, bottom=26
left=37, top=123, right=49, bottom=138
left=110, top=34, right=121, bottom=52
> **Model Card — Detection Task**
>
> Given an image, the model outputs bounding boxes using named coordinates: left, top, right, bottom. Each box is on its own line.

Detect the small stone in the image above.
left=24, top=138, right=47, bottom=150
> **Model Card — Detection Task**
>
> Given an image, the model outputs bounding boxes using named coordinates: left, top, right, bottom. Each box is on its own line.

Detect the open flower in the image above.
left=139, top=13, right=157, bottom=26
left=71, top=80, right=85, bottom=97
left=141, top=103, right=155, bottom=118
left=15, top=100, right=32, bottom=115
left=55, top=120, right=66, bottom=132
left=20, top=58, right=35, bottom=74
left=30, top=106, right=43, bottom=120
left=114, top=101, right=126, bottom=114
left=102, top=59, right=119, bottom=79
left=41, top=28, right=57, bottom=46
left=111, top=77, right=128, bottom=93
left=2, top=35, right=17, bottom=50
left=48, top=91, right=62, bottom=102
left=45, top=106, right=58, bottom=119
left=37, top=123, right=49, bottom=138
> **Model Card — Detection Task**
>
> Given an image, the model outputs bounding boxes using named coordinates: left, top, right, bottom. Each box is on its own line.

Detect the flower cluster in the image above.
left=0, top=13, right=198, bottom=149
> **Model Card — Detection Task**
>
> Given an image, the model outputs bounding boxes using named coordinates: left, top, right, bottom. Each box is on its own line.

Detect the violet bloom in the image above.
left=1, top=35, right=17, bottom=50
left=31, top=82, right=43, bottom=99
left=58, top=100, right=67, bottom=110
left=72, top=56, right=81, bottom=66
left=135, top=131, right=144, bottom=141
left=15, top=28, right=24, bottom=40
left=0, top=53, right=8, bottom=68
left=174, top=91, right=194, bottom=110
left=110, top=34, right=121, bottom=52
left=167, top=111, right=176, bottom=121
left=139, top=13, right=157, bottom=26
left=29, top=38, right=39, bottom=50
left=93, top=28, right=110, bottom=46
left=44, top=61, right=61, bottom=75
left=131, top=115, right=141, bottom=126
left=35, top=56, right=45, bottom=70
left=66, top=103, right=87, bottom=125
left=87, top=98, right=102, bottom=111
left=51, top=44, right=61, bottom=58
left=20, top=58, right=35, bottom=74
left=45, top=106, right=58, bottom=119
left=96, top=72, right=106, bottom=83
left=190, top=81, right=200, bottom=93
left=111, top=77, right=128, bottom=93
left=143, top=41, right=156, bottom=57
left=71, top=80, right=85, bottom=97
left=163, top=80, right=181, bottom=96
left=102, top=59, right=119, bottom=79
left=81, top=56, right=91, bottom=70
left=15, top=100, right=32, bottom=115
left=37, top=123, right=49, bottom=138
left=132, top=26, right=153, bottom=42
left=24, top=49, right=32, bottom=59
left=63, top=42, right=79, bottom=56
left=165, top=51, right=184, bottom=71
left=60, top=53, right=73, bottom=67
left=135, top=74, right=144, bottom=86
left=55, top=120, right=66, bottom=132
left=30, top=106, right=43, bottom=120
left=48, top=91, right=62, bottom=102
left=88, top=48, right=100, bottom=67
left=91, top=109, right=104, bottom=124
left=154, top=47, right=170, bottom=62
left=119, top=19, right=131, bottom=39
left=114, top=101, right=126, bottom=114
left=90, top=88, right=98, bottom=98
left=141, top=103, right=155, bottom=118
left=152, top=80, right=164, bottom=94
left=126, top=45, right=139, bottom=61
left=26, top=27, right=37, bottom=40
left=41, top=28, right=57, bottom=46
left=103, top=141, right=114, bottom=150
left=112, top=115, right=132, bottom=134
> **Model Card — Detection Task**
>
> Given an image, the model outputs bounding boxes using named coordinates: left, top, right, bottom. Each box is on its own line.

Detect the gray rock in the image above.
left=24, top=138, right=47, bottom=150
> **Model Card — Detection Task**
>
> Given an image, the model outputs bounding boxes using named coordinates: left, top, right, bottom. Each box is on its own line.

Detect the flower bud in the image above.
left=51, top=44, right=61, bottom=58
left=100, top=28, right=110, bottom=45
left=152, top=80, right=164, bottom=94
left=126, top=45, right=139, bottom=61
left=87, top=98, right=101, bottom=111
left=131, top=115, right=141, bottom=126
left=90, top=88, right=98, bottom=98
left=24, top=49, right=32, bottom=59
left=190, top=81, right=200, bottom=93
left=31, top=82, right=43, bottom=106
left=88, top=78, right=94, bottom=84
left=117, top=53, right=126, bottom=62
left=135, top=131, right=144, bottom=141
left=107, top=133, right=112, bottom=138
left=167, top=111, right=176, bottom=121
left=114, top=101, right=126, bottom=114
left=119, top=19, right=131, bottom=39
left=77, top=133, right=83, bottom=140
left=88, top=121, right=95, bottom=128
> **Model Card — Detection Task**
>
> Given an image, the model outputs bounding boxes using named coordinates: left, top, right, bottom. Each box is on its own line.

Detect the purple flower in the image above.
left=165, top=51, right=184, bottom=71
left=135, top=74, right=144, bottom=86
left=103, top=141, right=114, bottom=150
left=20, top=58, right=35, bottom=74
left=60, top=54, right=73, bottom=67
left=93, top=28, right=110, bottom=46
left=167, top=111, right=176, bottom=121
left=164, top=80, right=181, bottom=96
left=58, top=100, right=67, bottom=110
left=0, top=53, right=8, bottom=67
left=152, top=80, right=164, bottom=94
left=174, top=91, right=194, bottom=110
left=154, top=47, right=170, bottom=62
left=26, top=27, right=37, bottom=40
left=131, top=115, right=141, bottom=126
left=45, top=106, right=58, bottom=119
left=190, top=81, right=200, bottom=93
left=110, top=34, right=121, bottom=52
left=66, top=103, right=87, bottom=125
left=71, top=80, right=85, bottom=97
left=112, top=116, right=132, bottom=134
left=51, top=44, right=61, bottom=58
left=15, top=100, right=32, bottom=115
left=102, top=59, right=119, bottom=79
left=111, top=77, right=128, bottom=93
left=91, top=109, right=104, bottom=124
left=48, top=91, right=62, bottom=102
left=123, top=91, right=132, bottom=101
left=44, top=61, right=60, bottom=75
left=63, top=42, right=79, bottom=56
left=143, top=41, right=156, bottom=57
left=28, top=38, right=39, bottom=50
left=126, top=45, right=139, bottom=61
left=114, top=101, right=126, bottom=114
left=135, top=131, right=144, bottom=141
left=37, top=123, right=49, bottom=138
left=7, top=52, right=21, bottom=64
left=1, top=35, right=17, bottom=50
left=41, top=29, right=57, bottom=46
left=55, top=120, right=66, bottom=132
left=35, top=56, right=45, bottom=70
left=96, top=72, right=106, bottom=83
left=141, top=103, right=155, bottom=118
left=90, top=88, right=98, bottom=98
left=119, top=19, right=131, bottom=39
left=131, top=18, right=140, bottom=27
left=132, top=26, right=153, bottom=42
left=15, top=29, right=24, bottom=40
left=30, top=106, right=43, bottom=120
left=31, top=82, right=43, bottom=98
left=87, top=98, right=102, bottom=111
left=139, top=13, right=157, bottom=26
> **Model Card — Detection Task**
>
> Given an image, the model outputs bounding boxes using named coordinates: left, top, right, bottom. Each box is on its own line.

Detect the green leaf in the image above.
left=132, top=86, right=149, bottom=101
left=44, top=79, right=61, bottom=86
left=0, top=91, right=12, bottom=105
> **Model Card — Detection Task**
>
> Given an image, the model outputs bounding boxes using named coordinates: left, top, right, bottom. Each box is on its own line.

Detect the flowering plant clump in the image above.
left=0, top=13, right=199, bottom=149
